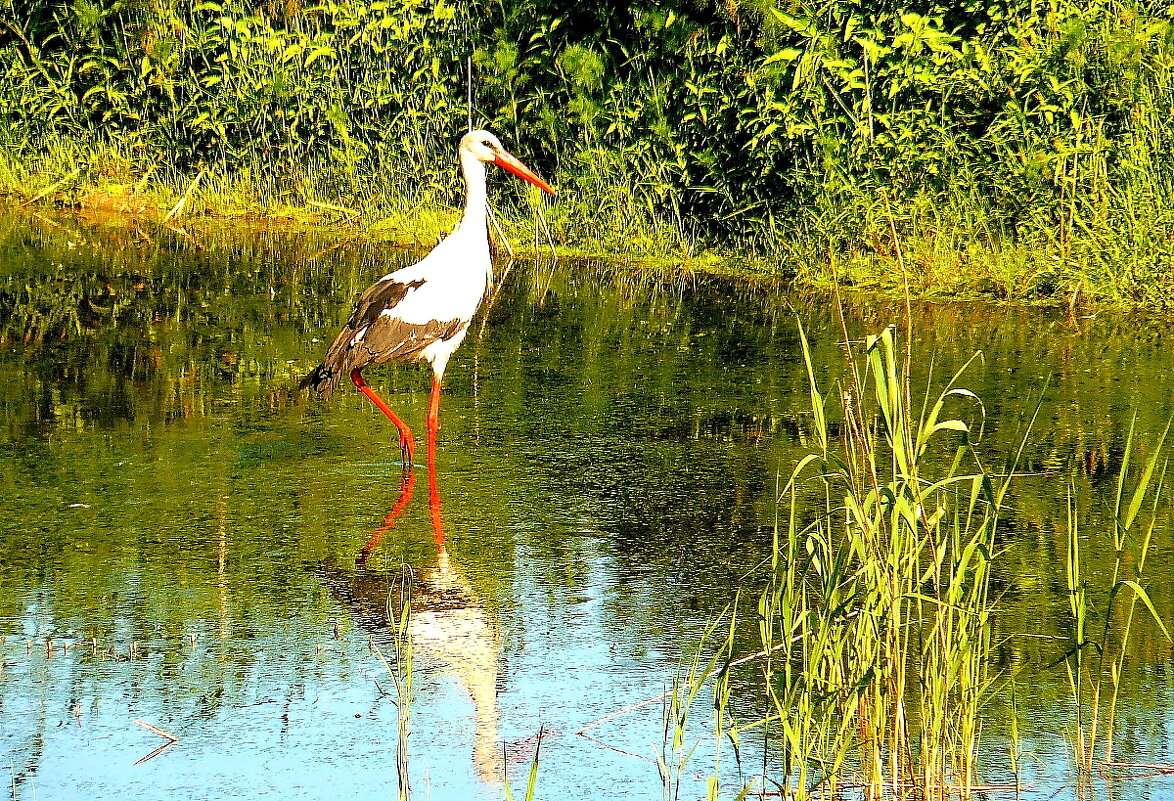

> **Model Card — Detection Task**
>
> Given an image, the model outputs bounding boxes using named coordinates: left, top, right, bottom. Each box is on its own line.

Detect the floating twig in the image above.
left=1104, top=761, right=1174, bottom=776
left=133, top=740, right=177, bottom=766
left=133, top=720, right=179, bottom=742
left=159, top=221, right=203, bottom=250
left=132, top=720, right=180, bottom=765
left=576, top=642, right=787, bottom=742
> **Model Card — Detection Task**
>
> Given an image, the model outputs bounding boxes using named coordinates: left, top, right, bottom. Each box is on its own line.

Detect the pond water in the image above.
left=2, top=212, right=1174, bottom=800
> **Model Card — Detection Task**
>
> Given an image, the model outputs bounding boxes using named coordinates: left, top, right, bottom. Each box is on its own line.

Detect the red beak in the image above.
left=493, top=150, right=556, bottom=195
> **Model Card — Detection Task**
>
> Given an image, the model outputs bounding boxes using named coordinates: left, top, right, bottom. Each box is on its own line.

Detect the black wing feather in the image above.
left=301, top=277, right=465, bottom=399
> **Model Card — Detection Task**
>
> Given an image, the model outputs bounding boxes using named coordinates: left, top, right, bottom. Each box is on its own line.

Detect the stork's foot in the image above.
left=399, top=436, right=416, bottom=472
left=396, top=423, right=417, bottom=471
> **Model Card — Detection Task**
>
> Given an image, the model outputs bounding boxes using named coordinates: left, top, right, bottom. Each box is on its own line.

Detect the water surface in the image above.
left=2, top=212, right=1174, bottom=799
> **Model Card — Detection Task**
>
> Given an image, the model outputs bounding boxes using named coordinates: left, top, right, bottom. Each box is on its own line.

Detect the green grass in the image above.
left=1061, top=417, right=1171, bottom=780
left=713, top=320, right=1019, bottom=799
left=4, top=0, right=1174, bottom=308
left=650, top=319, right=1174, bottom=798
left=7, top=132, right=1174, bottom=311
left=502, top=726, right=543, bottom=801
left=0, top=138, right=710, bottom=271
left=635, top=320, right=1021, bottom=799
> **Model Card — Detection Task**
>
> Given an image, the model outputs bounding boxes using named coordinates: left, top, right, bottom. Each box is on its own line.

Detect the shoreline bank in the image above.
left=0, top=184, right=1163, bottom=319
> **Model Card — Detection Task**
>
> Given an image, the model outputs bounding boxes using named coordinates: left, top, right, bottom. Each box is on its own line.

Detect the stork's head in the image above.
left=460, top=130, right=555, bottom=195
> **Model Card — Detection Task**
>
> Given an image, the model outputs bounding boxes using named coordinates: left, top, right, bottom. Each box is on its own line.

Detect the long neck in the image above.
left=456, top=149, right=489, bottom=238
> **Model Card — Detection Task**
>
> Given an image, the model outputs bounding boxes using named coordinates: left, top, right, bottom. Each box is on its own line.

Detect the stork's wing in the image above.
left=347, top=277, right=425, bottom=331
left=300, top=274, right=465, bottom=399
left=358, top=313, right=466, bottom=365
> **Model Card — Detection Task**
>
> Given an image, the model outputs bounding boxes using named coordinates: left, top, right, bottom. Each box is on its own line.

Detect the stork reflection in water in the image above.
left=319, top=464, right=502, bottom=787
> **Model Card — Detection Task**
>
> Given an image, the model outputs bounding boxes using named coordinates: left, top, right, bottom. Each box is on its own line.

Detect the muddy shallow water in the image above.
left=2, top=213, right=1173, bottom=799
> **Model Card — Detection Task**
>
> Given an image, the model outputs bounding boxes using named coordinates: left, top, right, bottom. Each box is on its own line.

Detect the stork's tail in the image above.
left=299, top=364, right=338, bottom=400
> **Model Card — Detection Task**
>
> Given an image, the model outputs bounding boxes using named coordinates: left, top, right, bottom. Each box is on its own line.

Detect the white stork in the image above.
left=301, top=130, right=555, bottom=469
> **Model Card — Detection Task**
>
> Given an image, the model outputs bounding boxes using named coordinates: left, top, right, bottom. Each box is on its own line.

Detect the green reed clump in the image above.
left=754, top=322, right=1021, bottom=799
left=1061, top=417, right=1171, bottom=778
left=659, top=609, right=741, bottom=801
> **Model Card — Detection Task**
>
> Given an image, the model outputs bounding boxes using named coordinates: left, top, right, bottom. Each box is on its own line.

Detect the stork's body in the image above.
left=301, top=131, right=553, bottom=468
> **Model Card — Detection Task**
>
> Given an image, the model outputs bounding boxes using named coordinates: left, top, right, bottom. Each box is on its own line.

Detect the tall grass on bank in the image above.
left=753, top=323, right=1019, bottom=799
left=4, top=1, right=1174, bottom=302
left=0, top=131, right=694, bottom=263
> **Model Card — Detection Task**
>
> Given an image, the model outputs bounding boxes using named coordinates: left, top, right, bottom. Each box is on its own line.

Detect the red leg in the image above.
left=351, top=368, right=415, bottom=466
left=426, top=377, right=445, bottom=549
left=426, top=377, right=441, bottom=471
left=429, top=472, right=446, bottom=552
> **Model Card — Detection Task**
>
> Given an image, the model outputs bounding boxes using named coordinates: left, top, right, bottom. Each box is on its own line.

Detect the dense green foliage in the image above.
left=2, top=0, right=1174, bottom=302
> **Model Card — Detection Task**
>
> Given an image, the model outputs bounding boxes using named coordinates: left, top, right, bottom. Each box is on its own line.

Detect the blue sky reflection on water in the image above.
left=1, top=522, right=713, bottom=801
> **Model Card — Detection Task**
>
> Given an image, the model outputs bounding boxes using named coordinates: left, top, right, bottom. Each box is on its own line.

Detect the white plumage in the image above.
left=302, top=130, right=554, bottom=467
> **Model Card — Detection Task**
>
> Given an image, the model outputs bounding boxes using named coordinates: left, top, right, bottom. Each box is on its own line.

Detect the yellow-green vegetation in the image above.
left=2, top=0, right=1174, bottom=305
left=1062, top=417, right=1170, bottom=782
left=663, top=324, right=1171, bottom=799
left=744, top=324, right=1010, bottom=798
